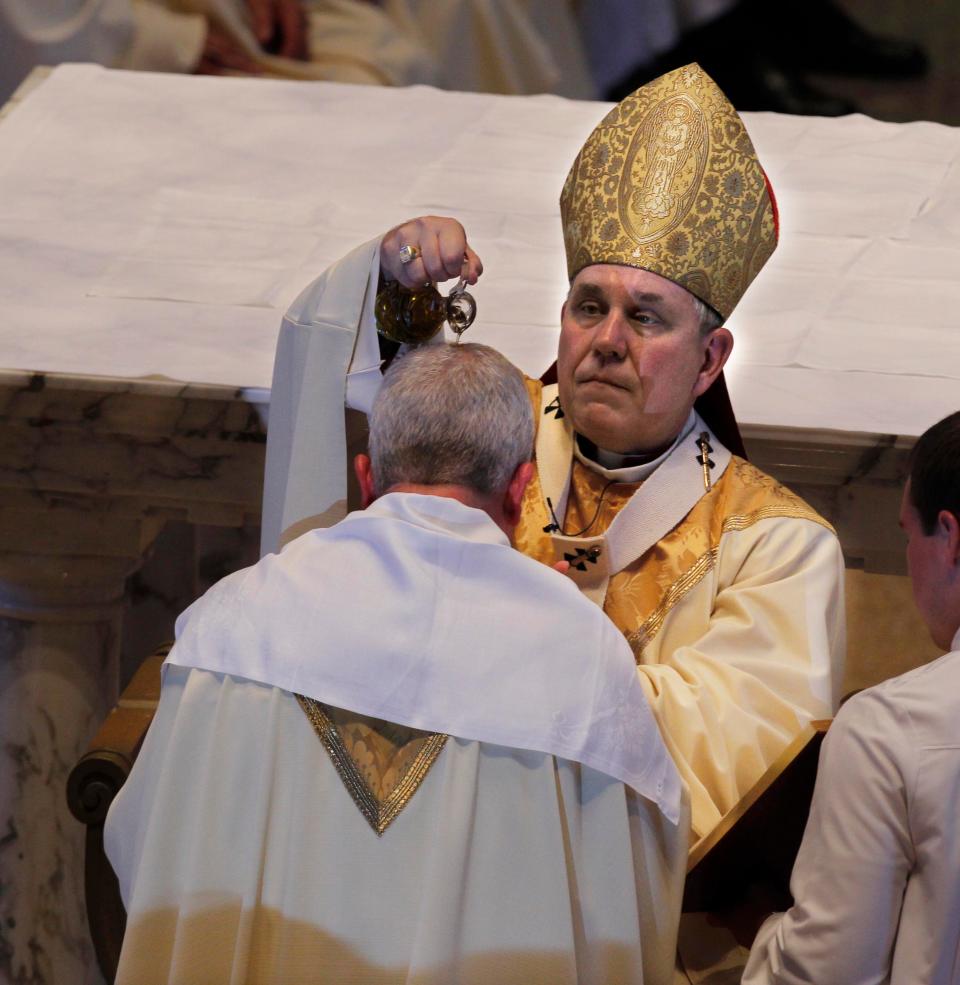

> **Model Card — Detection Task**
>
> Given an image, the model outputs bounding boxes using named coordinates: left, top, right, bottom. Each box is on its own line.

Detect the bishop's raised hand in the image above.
left=380, top=216, right=483, bottom=291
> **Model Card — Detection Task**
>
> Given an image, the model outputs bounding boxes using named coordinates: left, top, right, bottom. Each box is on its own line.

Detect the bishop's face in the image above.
left=557, top=264, right=730, bottom=455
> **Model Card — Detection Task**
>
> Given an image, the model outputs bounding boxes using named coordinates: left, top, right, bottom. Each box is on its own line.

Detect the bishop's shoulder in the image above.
left=714, top=456, right=834, bottom=536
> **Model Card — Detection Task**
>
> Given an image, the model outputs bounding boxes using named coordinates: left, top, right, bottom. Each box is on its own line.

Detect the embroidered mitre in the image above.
left=559, top=63, right=778, bottom=320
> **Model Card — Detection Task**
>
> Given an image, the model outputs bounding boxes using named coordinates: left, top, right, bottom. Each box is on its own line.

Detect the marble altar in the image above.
left=0, top=370, right=265, bottom=984
left=0, top=65, right=958, bottom=983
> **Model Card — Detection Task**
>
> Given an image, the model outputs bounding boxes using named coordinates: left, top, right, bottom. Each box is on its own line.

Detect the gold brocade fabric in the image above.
left=296, top=697, right=447, bottom=835
left=513, top=381, right=832, bottom=660
left=559, top=63, right=776, bottom=319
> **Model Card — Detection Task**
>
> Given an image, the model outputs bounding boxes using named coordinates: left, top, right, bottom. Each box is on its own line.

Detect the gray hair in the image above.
left=692, top=295, right=723, bottom=336
left=369, top=343, right=534, bottom=496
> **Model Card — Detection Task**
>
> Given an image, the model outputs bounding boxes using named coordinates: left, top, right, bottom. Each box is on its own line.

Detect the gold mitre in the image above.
left=560, top=63, right=778, bottom=320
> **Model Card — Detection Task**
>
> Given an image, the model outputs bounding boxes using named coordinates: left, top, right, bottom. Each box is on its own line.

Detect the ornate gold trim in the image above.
left=627, top=506, right=833, bottom=658
left=628, top=547, right=718, bottom=658
left=721, top=504, right=835, bottom=535
left=296, top=696, right=448, bottom=836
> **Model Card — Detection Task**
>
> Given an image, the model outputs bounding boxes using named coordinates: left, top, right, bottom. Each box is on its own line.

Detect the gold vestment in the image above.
left=514, top=379, right=844, bottom=838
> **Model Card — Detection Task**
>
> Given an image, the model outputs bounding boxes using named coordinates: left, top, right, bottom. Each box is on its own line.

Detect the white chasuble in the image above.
left=106, top=669, right=688, bottom=985
left=106, top=494, right=688, bottom=985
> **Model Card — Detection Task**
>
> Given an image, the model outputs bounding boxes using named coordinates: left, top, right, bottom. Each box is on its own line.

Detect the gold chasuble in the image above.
left=516, top=64, right=844, bottom=840
left=514, top=379, right=843, bottom=839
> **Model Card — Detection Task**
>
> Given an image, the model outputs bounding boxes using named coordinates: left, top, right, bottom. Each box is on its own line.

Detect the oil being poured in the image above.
left=375, top=277, right=476, bottom=345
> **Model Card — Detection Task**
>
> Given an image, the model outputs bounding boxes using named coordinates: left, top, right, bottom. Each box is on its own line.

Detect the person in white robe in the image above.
left=260, top=64, right=846, bottom=844
left=0, top=0, right=596, bottom=109
left=0, top=0, right=208, bottom=102
left=105, top=342, right=688, bottom=985
left=0, top=0, right=421, bottom=99
left=742, top=410, right=960, bottom=985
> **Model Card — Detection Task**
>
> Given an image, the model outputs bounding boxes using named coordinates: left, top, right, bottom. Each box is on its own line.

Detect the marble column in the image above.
left=0, top=371, right=267, bottom=985
left=0, top=545, right=151, bottom=985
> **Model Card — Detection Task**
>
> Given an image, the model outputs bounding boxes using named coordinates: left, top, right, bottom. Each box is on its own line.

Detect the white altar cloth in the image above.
left=0, top=64, right=958, bottom=437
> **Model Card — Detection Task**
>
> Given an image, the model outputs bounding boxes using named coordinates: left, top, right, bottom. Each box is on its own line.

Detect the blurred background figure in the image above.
left=0, top=0, right=311, bottom=102
left=301, top=0, right=595, bottom=95
left=0, top=1, right=949, bottom=127
left=0, top=0, right=596, bottom=103
left=595, top=0, right=929, bottom=116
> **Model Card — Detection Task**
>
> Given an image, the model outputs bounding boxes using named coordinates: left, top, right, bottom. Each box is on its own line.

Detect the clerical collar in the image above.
left=573, top=412, right=697, bottom=482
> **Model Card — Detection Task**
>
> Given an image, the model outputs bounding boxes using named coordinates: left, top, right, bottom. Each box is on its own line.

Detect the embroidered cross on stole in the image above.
left=531, top=383, right=731, bottom=607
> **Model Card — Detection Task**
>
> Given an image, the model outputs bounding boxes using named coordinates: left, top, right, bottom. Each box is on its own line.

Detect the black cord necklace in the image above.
left=542, top=479, right=616, bottom=537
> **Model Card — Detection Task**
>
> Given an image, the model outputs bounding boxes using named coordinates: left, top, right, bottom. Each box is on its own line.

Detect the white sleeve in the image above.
left=741, top=692, right=912, bottom=985
left=261, top=239, right=457, bottom=555
left=636, top=516, right=846, bottom=838
left=345, top=243, right=390, bottom=415
left=260, top=238, right=382, bottom=556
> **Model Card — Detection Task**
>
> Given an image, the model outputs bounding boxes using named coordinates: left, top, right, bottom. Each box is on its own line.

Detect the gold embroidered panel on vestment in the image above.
left=611, top=458, right=833, bottom=658
left=512, top=411, right=835, bottom=662
left=296, top=697, right=448, bottom=836
left=513, top=377, right=555, bottom=564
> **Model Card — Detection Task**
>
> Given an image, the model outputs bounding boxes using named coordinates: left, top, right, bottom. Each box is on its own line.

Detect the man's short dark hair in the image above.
left=909, top=411, right=960, bottom=535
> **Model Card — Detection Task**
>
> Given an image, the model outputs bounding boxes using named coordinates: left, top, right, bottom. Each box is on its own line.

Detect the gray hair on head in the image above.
left=369, top=343, right=534, bottom=497
left=692, top=295, right=723, bottom=336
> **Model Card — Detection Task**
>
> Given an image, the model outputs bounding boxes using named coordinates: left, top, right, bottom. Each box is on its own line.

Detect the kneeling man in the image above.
left=105, top=343, right=687, bottom=985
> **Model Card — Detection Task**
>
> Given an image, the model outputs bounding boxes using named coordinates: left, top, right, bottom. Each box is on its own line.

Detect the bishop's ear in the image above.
left=693, top=327, right=734, bottom=399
